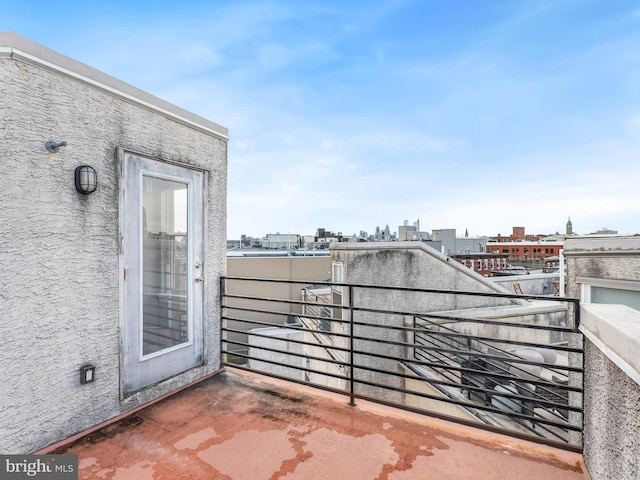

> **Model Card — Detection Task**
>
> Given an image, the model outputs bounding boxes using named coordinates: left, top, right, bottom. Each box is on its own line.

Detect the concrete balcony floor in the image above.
left=51, top=369, right=589, bottom=479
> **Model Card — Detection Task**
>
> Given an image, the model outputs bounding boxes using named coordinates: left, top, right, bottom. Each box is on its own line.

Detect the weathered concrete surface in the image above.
left=491, top=272, right=560, bottom=296
left=582, top=341, right=640, bottom=480
left=51, top=369, right=590, bottom=480
left=565, top=236, right=640, bottom=480
left=0, top=32, right=227, bottom=453
left=330, top=242, right=568, bottom=403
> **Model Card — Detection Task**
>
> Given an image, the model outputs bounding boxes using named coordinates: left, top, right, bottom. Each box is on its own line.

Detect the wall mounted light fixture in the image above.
left=45, top=140, right=67, bottom=153
left=75, top=165, right=97, bottom=194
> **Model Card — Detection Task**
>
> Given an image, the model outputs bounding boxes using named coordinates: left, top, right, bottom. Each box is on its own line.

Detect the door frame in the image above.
left=118, top=148, right=208, bottom=398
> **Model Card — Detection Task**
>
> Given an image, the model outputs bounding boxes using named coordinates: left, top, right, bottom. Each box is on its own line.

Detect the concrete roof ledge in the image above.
left=331, top=241, right=519, bottom=298
left=580, top=303, right=640, bottom=386
left=564, top=236, right=640, bottom=256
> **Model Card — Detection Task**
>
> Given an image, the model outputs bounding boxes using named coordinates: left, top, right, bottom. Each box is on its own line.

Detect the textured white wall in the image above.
left=582, top=341, right=640, bottom=480
left=565, top=239, right=640, bottom=479
left=0, top=39, right=227, bottom=453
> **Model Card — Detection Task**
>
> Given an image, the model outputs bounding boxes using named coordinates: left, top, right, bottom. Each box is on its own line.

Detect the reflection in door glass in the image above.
left=142, top=175, right=189, bottom=355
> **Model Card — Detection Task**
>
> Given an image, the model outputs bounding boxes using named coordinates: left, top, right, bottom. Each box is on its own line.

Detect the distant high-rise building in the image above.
left=398, top=219, right=430, bottom=241
left=566, top=217, right=573, bottom=235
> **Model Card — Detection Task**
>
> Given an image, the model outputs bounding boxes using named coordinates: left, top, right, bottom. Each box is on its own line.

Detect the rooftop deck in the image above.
left=51, top=369, right=589, bottom=479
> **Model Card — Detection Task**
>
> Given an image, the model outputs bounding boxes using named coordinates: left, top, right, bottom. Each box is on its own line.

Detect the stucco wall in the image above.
left=564, top=237, right=640, bottom=299
left=331, top=243, right=528, bottom=402
left=0, top=33, right=227, bottom=453
left=564, top=237, right=640, bottom=479
left=583, top=340, right=640, bottom=480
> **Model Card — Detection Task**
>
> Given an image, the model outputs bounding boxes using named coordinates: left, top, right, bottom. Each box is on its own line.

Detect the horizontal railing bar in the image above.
left=349, top=372, right=581, bottom=432
left=222, top=316, right=352, bottom=342
left=223, top=339, right=348, bottom=369
left=412, top=335, right=583, bottom=369
left=401, top=362, right=582, bottom=429
left=351, top=306, right=577, bottom=332
left=222, top=305, right=348, bottom=328
left=223, top=303, right=578, bottom=341
left=351, top=333, right=584, bottom=371
left=224, top=294, right=578, bottom=333
left=223, top=308, right=347, bottom=328
left=228, top=332, right=582, bottom=411
left=416, top=349, right=583, bottom=384
left=414, top=313, right=576, bottom=333
left=400, top=363, right=571, bottom=443
left=222, top=276, right=579, bottom=304
left=223, top=316, right=581, bottom=366
left=221, top=349, right=348, bottom=383
left=223, top=316, right=583, bottom=374
left=354, top=314, right=577, bottom=335
left=349, top=360, right=581, bottom=413
left=354, top=321, right=581, bottom=351
left=222, top=351, right=579, bottom=431
left=366, top=347, right=583, bottom=391
left=231, top=326, right=583, bottom=392
left=223, top=331, right=350, bottom=357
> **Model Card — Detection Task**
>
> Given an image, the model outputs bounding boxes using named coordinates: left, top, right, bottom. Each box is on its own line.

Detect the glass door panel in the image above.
left=142, top=176, right=189, bottom=356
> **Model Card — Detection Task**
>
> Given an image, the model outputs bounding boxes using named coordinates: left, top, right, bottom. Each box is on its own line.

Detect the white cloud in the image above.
left=10, top=0, right=640, bottom=238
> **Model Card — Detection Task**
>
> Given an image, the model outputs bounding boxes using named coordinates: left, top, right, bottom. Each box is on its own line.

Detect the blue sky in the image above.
left=4, top=1, right=640, bottom=238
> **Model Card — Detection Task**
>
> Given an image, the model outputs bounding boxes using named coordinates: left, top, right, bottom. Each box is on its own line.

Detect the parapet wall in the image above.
left=580, top=304, right=640, bottom=480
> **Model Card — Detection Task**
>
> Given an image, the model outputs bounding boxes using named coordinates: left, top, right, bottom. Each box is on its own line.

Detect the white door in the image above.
left=119, top=151, right=205, bottom=396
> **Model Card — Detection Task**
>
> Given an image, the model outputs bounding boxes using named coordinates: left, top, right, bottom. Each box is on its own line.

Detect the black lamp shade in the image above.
left=75, top=165, right=97, bottom=194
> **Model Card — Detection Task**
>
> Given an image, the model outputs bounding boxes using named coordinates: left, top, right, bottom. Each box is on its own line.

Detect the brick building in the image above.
left=452, top=253, right=510, bottom=277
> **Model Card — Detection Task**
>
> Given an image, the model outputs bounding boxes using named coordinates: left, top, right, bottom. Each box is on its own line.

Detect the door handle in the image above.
left=195, top=276, right=204, bottom=283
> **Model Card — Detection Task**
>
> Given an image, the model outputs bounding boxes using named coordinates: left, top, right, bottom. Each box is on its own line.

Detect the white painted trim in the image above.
left=576, top=277, right=640, bottom=292
left=580, top=324, right=640, bottom=387
left=580, top=303, right=640, bottom=387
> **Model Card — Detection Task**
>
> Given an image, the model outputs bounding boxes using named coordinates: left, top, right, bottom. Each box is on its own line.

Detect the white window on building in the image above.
left=579, top=277, right=640, bottom=312
left=332, top=262, right=343, bottom=294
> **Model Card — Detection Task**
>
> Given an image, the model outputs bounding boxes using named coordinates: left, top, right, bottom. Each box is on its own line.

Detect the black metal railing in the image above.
left=221, top=276, right=583, bottom=451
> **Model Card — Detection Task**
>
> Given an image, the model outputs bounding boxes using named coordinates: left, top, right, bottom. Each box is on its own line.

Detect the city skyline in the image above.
left=232, top=217, right=612, bottom=240
left=4, top=1, right=640, bottom=238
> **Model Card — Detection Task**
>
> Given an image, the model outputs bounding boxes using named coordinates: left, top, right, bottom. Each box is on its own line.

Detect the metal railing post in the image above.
left=349, top=284, right=356, bottom=406
left=220, top=276, right=227, bottom=366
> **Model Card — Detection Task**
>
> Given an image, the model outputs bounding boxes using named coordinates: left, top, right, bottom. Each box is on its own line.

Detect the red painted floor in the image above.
left=52, top=369, right=590, bottom=479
